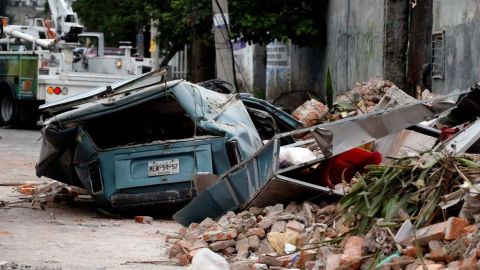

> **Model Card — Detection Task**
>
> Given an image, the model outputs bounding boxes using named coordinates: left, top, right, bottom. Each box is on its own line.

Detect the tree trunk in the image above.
left=189, top=39, right=215, bottom=82
left=406, top=0, right=433, bottom=96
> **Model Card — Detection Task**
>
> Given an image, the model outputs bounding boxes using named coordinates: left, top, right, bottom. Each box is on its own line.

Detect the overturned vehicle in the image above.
left=36, top=70, right=301, bottom=210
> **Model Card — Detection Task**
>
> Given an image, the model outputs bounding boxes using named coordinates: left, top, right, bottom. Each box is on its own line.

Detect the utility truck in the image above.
left=0, top=0, right=153, bottom=126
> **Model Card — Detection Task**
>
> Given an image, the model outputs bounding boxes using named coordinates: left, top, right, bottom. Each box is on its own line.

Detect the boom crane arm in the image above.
left=47, top=0, right=83, bottom=42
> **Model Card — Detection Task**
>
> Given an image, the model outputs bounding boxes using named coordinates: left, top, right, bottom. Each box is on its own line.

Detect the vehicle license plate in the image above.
left=148, top=159, right=180, bottom=176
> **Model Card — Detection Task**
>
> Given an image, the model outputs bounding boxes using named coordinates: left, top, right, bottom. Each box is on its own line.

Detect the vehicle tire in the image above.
left=0, top=92, right=38, bottom=128
left=0, top=92, right=17, bottom=127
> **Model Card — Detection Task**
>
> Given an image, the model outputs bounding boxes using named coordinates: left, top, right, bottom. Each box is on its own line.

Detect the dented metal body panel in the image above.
left=173, top=91, right=469, bottom=226
left=36, top=73, right=277, bottom=209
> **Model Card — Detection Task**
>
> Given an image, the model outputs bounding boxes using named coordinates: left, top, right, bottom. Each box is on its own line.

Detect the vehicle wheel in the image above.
left=0, top=93, right=16, bottom=126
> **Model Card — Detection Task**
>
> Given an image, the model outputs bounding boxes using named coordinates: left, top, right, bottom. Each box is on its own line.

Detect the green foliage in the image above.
left=73, top=0, right=327, bottom=60
left=229, top=0, right=326, bottom=46
left=149, top=0, right=213, bottom=60
left=73, top=0, right=148, bottom=46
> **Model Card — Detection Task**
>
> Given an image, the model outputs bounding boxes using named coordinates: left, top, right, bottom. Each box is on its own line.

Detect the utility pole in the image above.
left=150, top=18, right=160, bottom=71
left=211, top=0, right=235, bottom=88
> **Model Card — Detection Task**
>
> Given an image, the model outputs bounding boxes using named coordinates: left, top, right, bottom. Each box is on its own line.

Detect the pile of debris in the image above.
left=166, top=198, right=480, bottom=269
left=292, top=79, right=416, bottom=127
left=167, top=149, right=480, bottom=269
left=166, top=201, right=341, bottom=268
left=12, top=181, right=87, bottom=210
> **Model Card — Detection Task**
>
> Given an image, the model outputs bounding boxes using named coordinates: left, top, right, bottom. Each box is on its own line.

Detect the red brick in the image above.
left=461, top=225, right=478, bottom=237
left=168, top=243, right=182, bottom=259
left=286, top=220, right=305, bottom=234
left=246, top=228, right=266, bottom=238
left=460, top=255, right=478, bottom=270
left=178, top=253, right=190, bottom=266
left=403, top=246, right=417, bottom=258
left=445, top=217, right=469, bottom=241
left=236, top=238, right=249, bottom=259
left=427, top=248, right=448, bottom=262
left=209, top=239, right=235, bottom=251
left=414, top=222, right=447, bottom=245
left=258, top=254, right=283, bottom=266
left=202, top=229, right=237, bottom=242
left=340, top=236, right=364, bottom=270
left=134, top=216, right=153, bottom=224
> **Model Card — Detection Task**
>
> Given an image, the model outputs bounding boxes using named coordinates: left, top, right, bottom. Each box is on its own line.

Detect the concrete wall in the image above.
left=323, top=0, right=385, bottom=94
left=432, top=0, right=480, bottom=94
left=233, top=42, right=266, bottom=95
left=265, top=42, right=324, bottom=111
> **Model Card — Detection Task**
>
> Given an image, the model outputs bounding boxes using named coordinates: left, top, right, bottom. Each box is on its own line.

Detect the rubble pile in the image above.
left=166, top=201, right=341, bottom=268
left=15, top=181, right=87, bottom=209
left=167, top=199, right=480, bottom=269
left=338, top=78, right=397, bottom=113
left=292, top=79, right=405, bottom=127
left=167, top=149, right=480, bottom=269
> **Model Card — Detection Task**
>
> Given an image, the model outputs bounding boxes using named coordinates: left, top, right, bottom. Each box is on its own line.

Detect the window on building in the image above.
left=432, top=31, right=445, bottom=80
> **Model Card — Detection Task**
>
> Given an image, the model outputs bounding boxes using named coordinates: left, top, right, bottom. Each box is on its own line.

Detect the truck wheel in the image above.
left=0, top=93, right=16, bottom=126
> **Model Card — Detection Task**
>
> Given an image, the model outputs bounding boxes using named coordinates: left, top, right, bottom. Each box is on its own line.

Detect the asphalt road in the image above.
left=0, top=128, right=43, bottom=185
left=0, top=128, right=182, bottom=270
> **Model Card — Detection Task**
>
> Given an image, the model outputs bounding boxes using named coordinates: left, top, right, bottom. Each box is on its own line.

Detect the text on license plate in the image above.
left=148, top=159, right=180, bottom=176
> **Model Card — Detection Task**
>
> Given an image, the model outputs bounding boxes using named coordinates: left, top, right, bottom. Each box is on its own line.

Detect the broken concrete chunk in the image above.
left=187, top=222, right=200, bottom=232
left=240, top=216, right=257, bottom=230
left=256, top=217, right=274, bottom=230
left=264, top=203, right=284, bottom=217
left=252, top=263, right=269, bottom=270
left=191, top=239, right=209, bottom=251
left=236, top=238, right=250, bottom=260
left=223, top=246, right=236, bottom=256
left=257, top=239, right=276, bottom=255
left=302, top=202, right=316, bottom=225
left=209, top=239, right=236, bottom=252
left=237, top=233, right=246, bottom=240
left=177, top=239, right=192, bottom=250
left=230, top=261, right=254, bottom=270
left=168, top=243, right=183, bottom=259
left=286, top=220, right=305, bottom=234
left=248, top=235, right=260, bottom=251
left=249, top=207, right=264, bottom=216
left=285, top=202, right=302, bottom=214
left=428, top=240, right=444, bottom=251
left=326, top=254, right=342, bottom=270
left=258, top=254, right=283, bottom=266
left=199, top=217, right=217, bottom=231
left=271, top=221, right=287, bottom=233
left=165, top=233, right=182, bottom=243
left=184, top=230, right=201, bottom=245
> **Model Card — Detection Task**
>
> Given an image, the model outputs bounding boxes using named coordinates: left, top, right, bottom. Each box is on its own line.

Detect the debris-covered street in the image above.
left=0, top=129, right=181, bottom=269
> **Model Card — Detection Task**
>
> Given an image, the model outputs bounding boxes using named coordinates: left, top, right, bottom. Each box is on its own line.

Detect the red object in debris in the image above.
left=439, top=127, right=460, bottom=141
left=318, top=148, right=382, bottom=188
